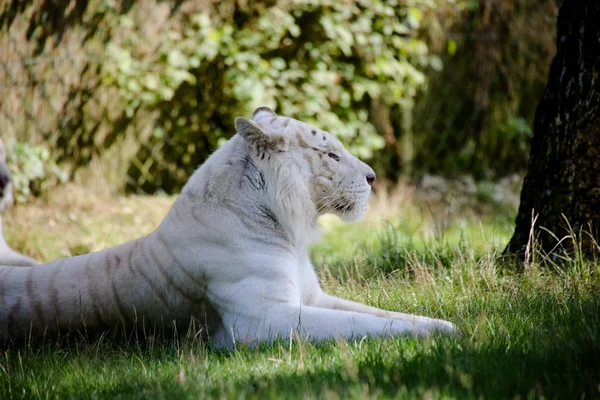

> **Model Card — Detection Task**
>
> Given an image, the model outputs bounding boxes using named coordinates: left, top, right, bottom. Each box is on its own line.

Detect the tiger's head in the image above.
left=0, top=138, right=13, bottom=212
left=235, top=107, right=375, bottom=222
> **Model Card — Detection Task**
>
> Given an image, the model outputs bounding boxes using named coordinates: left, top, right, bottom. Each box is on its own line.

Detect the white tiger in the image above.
left=0, top=138, right=40, bottom=267
left=0, top=108, right=456, bottom=347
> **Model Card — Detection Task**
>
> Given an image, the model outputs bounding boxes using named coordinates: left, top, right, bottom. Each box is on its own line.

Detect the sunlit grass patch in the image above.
left=3, top=183, right=174, bottom=262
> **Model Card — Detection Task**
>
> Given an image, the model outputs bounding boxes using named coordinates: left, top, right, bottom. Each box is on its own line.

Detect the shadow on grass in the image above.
left=81, top=328, right=600, bottom=400
left=212, top=291, right=600, bottom=399
left=2, top=291, right=599, bottom=399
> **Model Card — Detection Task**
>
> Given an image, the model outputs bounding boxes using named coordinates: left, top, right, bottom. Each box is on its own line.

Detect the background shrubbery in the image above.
left=0, top=0, right=557, bottom=199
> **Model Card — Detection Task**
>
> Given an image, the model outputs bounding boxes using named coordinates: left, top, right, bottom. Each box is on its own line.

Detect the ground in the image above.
left=1, top=179, right=599, bottom=399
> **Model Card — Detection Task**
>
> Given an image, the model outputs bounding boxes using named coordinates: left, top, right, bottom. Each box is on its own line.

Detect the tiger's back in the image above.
left=0, top=234, right=220, bottom=345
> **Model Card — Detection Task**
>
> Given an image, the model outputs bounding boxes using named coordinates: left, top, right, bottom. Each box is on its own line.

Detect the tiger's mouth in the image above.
left=332, top=201, right=354, bottom=214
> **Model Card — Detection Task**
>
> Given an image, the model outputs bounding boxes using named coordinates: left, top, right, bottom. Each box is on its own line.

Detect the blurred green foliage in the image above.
left=407, top=0, right=556, bottom=180
left=100, top=0, right=443, bottom=193
left=5, top=142, right=67, bottom=203
left=0, top=0, right=557, bottom=195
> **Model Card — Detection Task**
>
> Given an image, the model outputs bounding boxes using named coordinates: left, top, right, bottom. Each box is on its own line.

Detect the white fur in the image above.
left=0, top=109, right=455, bottom=346
left=0, top=138, right=40, bottom=267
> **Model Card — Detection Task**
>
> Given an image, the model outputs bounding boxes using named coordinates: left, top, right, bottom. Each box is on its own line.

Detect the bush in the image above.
left=0, top=0, right=555, bottom=195
left=6, top=141, right=67, bottom=203
left=101, top=0, right=443, bottom=193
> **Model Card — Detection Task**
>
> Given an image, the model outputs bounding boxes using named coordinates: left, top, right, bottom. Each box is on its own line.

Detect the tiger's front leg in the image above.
left=299, top=257, right=457, bottom=334
left=216, top=300, right=435, bottom=348
left=314, top=292, right=457, bottom=333
left=208, top=276, right=442, bottom=349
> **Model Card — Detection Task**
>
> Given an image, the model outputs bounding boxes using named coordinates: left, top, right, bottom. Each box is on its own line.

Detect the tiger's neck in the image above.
left=179, top=136, right=320, bottom=251
left=239, top=144, right=320, bottom=249
left=0, top=215, right=6, bottom=246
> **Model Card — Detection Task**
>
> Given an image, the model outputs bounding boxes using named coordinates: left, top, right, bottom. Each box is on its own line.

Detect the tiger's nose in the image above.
left=366, top=173, right=376, bottom=186
left=0, top=173, right=9, bottom=191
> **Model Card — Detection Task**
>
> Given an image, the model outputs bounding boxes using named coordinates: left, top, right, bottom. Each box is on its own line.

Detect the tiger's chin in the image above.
left=0, top=186, right=13, bottom=212
left=332, top=201, right=367, bottom=222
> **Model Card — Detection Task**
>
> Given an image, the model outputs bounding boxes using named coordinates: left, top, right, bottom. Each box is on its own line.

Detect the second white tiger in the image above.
left=0, top=138, right=39, bottom=267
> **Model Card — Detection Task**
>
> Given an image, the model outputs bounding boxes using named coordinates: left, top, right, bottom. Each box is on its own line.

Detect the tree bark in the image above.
left=505, top=1, right=600, bottom=259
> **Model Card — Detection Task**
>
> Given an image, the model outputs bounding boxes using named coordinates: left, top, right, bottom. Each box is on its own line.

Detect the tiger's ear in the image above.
left=235, top=117, right=289, bottom=154
left=252, top=106, right=277, bottom=121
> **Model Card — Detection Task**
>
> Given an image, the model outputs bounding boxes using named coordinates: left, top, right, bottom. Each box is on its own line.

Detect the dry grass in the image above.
left=2, top=183, right=174, bottom=262
left=3, top=176, right=519, bottom=264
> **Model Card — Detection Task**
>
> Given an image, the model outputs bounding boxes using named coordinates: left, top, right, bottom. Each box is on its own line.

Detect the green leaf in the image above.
left=447, top=39, right=457, bottom=56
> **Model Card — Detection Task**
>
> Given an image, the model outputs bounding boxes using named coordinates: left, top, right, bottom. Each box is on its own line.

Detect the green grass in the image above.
left=1, top=186, right=600, bottom=399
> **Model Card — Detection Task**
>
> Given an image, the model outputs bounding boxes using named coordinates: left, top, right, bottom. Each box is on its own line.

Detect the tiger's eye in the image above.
left=327, top=152, right=340, bottom=162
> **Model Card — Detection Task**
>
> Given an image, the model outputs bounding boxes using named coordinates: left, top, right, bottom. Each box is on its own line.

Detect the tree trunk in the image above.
left=505, top=1, right=600, bottom=259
